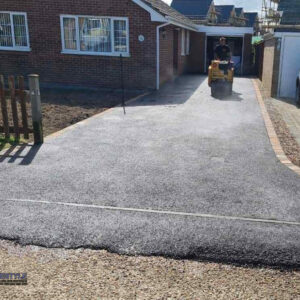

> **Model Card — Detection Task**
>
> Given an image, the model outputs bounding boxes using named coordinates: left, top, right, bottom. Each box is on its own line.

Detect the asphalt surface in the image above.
left=1, top=75, right=300, bottom=267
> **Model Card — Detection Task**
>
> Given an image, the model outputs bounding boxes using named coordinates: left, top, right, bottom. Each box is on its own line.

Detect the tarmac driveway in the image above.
left=1, top=75, right=300, bottom=267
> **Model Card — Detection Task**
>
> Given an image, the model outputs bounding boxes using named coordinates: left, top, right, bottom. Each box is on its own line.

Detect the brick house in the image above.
left=0, top=0, right=256, bottom=91
left=171, top=0, right=217, bottom=24
left=215, top=5, right=236, bottom=26
left=0, top=0, right=200, bottom=90
left=244, top=12, right=259, bottom=35
left=234, top=8, right=246, bottom=27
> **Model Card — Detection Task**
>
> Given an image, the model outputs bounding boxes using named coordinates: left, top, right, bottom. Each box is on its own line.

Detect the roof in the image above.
left=171, top=0, right=213, bottom=20
left=244, top=12, right=258, bottom=27
left=142, top=0, right=197, bottom=27
left=235, top=7, right=243, bottom=17
left=278, top=0, right=300, bottom=25
left=215, top=5, right=235, bottom=23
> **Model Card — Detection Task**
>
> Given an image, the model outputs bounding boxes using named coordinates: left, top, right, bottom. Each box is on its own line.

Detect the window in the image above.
left=181, top=29, right=190, bottom=56
left=0, top=12, right=30, bottom=51
left=186, top=30, right=190, bottom=55
left=60, top=15, right=129, bottom=56
left=181, top=29, right=185, bottom=56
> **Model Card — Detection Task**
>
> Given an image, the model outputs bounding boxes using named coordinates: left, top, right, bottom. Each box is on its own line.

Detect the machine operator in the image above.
left=214, top=37, right=231, bottom=61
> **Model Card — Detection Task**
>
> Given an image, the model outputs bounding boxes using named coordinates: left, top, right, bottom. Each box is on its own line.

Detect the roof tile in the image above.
left=142, top=0, right=197, bottom=27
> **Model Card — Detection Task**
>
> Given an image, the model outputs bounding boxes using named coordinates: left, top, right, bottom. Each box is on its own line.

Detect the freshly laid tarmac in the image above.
left=1, top=76, right=300, bottom=267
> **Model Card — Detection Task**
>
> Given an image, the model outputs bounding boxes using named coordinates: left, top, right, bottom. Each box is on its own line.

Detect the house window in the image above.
left=186, top=30, right=190, bottom=55
left=181, top=29, right=185, bottom=56
left=60, top=15, right=129, bottom=56
left=0, top=12, right=30, bottom=51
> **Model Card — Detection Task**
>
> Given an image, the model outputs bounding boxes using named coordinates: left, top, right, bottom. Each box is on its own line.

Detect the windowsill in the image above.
left=61, top=50, right=130, bottom=57
left=0, top=47, right=31, bottom=52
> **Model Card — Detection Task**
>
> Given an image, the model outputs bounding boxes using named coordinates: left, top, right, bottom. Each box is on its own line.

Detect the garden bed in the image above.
left=0, top=87, right=142, bottom=144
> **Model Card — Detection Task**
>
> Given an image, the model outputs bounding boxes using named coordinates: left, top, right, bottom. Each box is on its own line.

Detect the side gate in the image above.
left=0, top=74, right=43, bottom=145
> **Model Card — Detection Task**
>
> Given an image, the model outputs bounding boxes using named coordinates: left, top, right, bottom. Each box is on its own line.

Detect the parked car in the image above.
left=297, top=71, right=300, bottom=106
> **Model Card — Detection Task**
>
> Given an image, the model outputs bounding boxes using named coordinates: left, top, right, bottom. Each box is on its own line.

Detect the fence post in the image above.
left=18, top=76, right=29, bottom=140
left=8, top=76, right=20, bottom=140
left=0, top=75, right=10, bottom=139
left=29, top=74, right=43, bottom=144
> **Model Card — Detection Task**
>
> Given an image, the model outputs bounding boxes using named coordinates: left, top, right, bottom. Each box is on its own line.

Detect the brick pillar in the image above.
left=242, top=34, right=253, bottom=75
left=261, top=37, right=281, bottom=98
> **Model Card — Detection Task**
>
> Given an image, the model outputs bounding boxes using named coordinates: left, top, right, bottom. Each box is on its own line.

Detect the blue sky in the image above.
left=163, top=0, right=261, bottom=12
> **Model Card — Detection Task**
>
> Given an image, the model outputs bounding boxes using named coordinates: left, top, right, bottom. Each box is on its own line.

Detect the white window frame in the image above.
left=60, top=15, right=130, bottom=57
left=0, top=11, right=30, bottom=51
left=181, top=29, right=185, bottom=56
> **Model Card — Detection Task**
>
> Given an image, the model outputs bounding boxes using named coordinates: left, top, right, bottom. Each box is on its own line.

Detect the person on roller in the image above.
left=214, top=37, right=231, bottom=61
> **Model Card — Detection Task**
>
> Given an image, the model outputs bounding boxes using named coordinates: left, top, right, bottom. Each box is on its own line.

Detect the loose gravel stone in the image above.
left=0, top=240, right=299, bottom=300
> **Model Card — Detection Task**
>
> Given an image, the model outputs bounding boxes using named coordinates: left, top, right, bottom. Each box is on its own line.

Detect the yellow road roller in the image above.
left=208, top=60, right=234, bottom=98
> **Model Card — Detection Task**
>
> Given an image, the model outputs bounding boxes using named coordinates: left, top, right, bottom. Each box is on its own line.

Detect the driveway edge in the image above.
left=252, top=79, right=300, bottom=176
left=0, top=93, right=149, bottom=156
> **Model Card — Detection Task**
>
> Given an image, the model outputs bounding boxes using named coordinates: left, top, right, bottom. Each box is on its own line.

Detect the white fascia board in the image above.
left=197, top=25, right=253, bottom=36
left=131, top=0, right=197, bottom=31
left=131, top=0, right=166, bottom=22
left=165, top=16, right=198, bottom=31
left=275, top=32, right=300, bottom=38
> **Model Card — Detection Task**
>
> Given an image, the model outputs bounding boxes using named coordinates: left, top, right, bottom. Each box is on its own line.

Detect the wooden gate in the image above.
left=0, top=74, right=43, bottom=144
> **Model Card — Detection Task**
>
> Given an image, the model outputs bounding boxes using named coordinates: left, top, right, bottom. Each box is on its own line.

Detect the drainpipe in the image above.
left=156, top=23, right=170, bottom=90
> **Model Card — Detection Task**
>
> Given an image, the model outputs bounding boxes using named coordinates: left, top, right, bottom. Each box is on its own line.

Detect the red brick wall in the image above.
left=188, top=32, right=206, bottom=73
left=159, top=25, right=174, bottom=85
left=0, top=0, right=158, bottom=90
left=159, top=26, right=192, bottom=86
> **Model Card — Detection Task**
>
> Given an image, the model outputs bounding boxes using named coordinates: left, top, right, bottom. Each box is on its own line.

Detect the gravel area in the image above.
left=257, top=80, right=300, bottom=167
left=0, top=240, right=299, bottom=300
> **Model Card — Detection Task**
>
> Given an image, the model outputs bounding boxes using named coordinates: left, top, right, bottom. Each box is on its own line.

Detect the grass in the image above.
left=0, top=135, right=28, bottom=151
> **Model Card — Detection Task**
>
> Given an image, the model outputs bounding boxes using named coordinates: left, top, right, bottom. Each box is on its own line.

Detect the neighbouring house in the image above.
left=260, top=0, right=300, bottom=99
left=215, top=5, right=236, bottom=26
left=171, top=0, right=217, bottom=24
left=234, top=8, right=246, bottom=27
left=0, top=0, right=256, bottom=91
left=244, top=12, right=259, bottom=35
left=278, top=0, right=300, bottom=26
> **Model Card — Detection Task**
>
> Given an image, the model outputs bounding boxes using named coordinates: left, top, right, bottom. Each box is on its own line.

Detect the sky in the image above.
left=163, top=0, right=261, bottom=12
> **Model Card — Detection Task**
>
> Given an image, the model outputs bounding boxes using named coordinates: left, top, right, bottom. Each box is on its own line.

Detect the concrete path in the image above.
left=1, top=76, right=300, bottom=267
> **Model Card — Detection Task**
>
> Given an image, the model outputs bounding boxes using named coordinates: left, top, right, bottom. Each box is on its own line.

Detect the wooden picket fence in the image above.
left=0, top=74, right=43, bottom=144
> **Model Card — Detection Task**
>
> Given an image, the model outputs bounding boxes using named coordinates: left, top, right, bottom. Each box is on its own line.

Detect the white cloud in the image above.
left=163, top=0, right=261, bottom=12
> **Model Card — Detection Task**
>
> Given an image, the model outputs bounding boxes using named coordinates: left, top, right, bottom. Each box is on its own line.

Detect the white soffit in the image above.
left=275, top=32, right=300, bottom=38
left=197, top=25, right=254, bottom=36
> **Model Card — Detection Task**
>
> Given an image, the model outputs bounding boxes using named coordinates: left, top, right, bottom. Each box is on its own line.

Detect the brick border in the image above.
left=252, top=79, right=300, bottom=176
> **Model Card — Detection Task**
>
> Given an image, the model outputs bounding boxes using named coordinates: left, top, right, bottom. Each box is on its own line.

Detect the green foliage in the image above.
left=0, top=135, right=23, bottom=151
